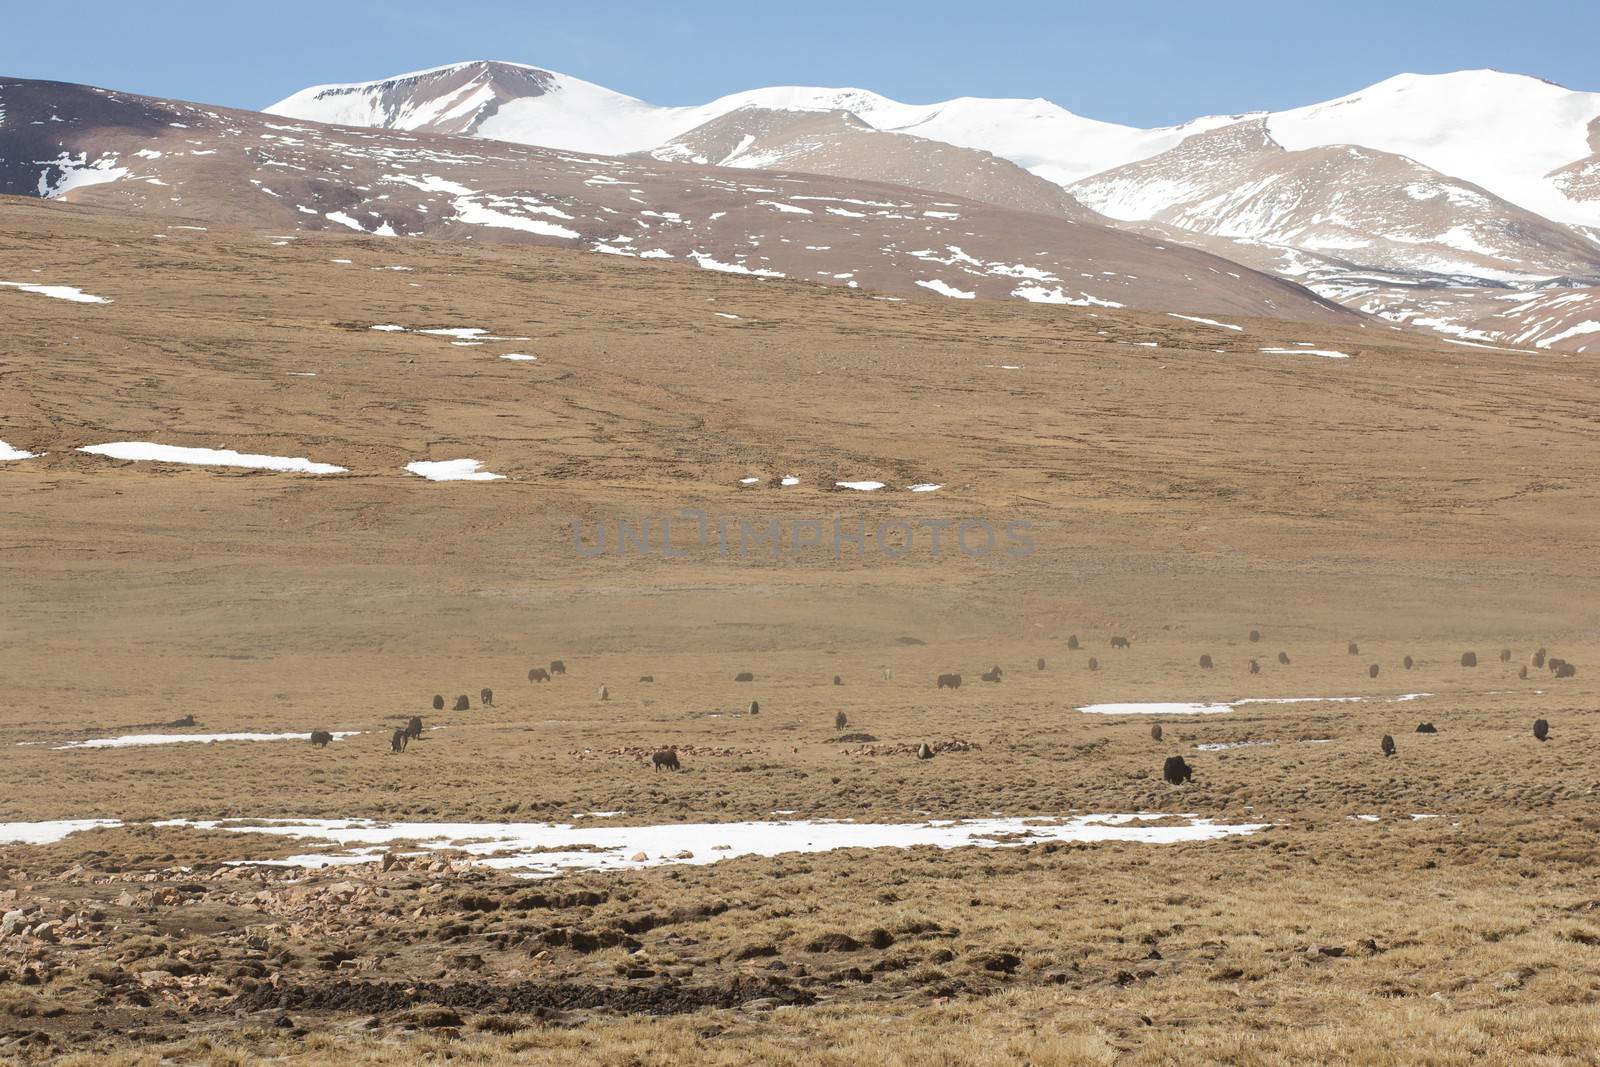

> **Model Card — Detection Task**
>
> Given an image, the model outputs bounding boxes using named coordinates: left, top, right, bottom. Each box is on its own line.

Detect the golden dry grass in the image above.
left=2, top=197, right=1599, bottom=1063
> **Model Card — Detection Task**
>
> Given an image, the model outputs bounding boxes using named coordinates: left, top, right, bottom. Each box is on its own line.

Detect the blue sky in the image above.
left=5, top=1, right=1596, bottom=126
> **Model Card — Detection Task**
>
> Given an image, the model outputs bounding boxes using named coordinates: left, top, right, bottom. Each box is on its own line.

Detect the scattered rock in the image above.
left=805, top=932, right=862, bottom=953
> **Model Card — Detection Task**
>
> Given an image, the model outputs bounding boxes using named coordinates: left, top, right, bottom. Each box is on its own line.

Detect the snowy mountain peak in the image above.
left=271, top=59, right=571, bottom=101
left=266, top=63, right=1237, bottom=180
left=1356, top=68, right=1575, bottom=95
left=266, top=61, right=648, bottom=141
left=1266, top=70, right=1600, bottom=225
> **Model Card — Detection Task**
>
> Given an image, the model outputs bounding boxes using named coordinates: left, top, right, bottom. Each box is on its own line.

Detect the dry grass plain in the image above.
left=2, top=197, right=1600, bottom=1064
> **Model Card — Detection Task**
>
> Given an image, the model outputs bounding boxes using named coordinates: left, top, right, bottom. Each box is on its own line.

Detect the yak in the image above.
left=1162, top=756, right=1192, bottom=785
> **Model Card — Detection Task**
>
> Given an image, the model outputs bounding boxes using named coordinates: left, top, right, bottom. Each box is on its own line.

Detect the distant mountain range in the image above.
left=0, top=76, right=1349, bottom=324
left=3, top=62, right=1597, bottom=352
left=266, top=63, right=1600, bottom=353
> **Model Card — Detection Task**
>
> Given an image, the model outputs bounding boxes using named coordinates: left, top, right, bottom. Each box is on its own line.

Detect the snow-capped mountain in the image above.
left=267, top=62, right=915, bottom=158
left=1067, top=114, right=1600, bottom=335
left=1070, top=118, right=1600, bottom=279
left=1262, top=71, right=1600, bottom=229
left=262, top=62, right=1600, bottom=351
left=0, top=77, right=1349, bottom=323
left=10, top=62, right=1600, bottom=353
left=267, top=61, right=1245, bottom=186
left=269, top=64, right=1600, bottom=228
left=1067, top=98, right=1600, bottom=350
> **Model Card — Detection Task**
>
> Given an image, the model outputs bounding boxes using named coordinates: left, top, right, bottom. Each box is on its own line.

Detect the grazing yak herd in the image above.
left=304, top=634, right=1574, bottom=785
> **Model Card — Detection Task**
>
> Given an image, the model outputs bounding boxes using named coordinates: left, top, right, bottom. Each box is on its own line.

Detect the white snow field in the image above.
left=0, top=820, right=122, bottom=845
left=77, top=442, right=347, bottom=474
left=53, top=731, right=360, bottom=750
left=152, top=813, right=1269, bottom=876
left=1080, top=694, right=1432, bottom=715
left=1259, top=347, right=1351, bottom=359
left=0, top=280, right=110, bottom=303
left=404, top=459, right=505, bottom=482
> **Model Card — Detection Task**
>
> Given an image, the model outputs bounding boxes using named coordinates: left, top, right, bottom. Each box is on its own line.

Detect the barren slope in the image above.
left=647, top=106, right=1094, bottom=220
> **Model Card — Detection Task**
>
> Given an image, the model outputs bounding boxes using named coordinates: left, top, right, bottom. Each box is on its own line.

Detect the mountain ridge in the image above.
left=0, top=75, right=1351, bottom=324
left=259, top=61, right=1600, bottom=353
left=266, top=63, right=1600, bottom=224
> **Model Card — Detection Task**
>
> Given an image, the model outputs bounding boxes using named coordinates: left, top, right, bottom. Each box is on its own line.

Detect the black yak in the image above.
left=652, top=748, right=680, bottom=771
left=309, top=730, right=333, bottom=747
left=1534, top=718, right=1549, bottom=742
left=1162, top=756, right=1192, bottom=785
left=1381, top=734, right=1396, bottom=757
left=937, top=673, right=963, bottom=689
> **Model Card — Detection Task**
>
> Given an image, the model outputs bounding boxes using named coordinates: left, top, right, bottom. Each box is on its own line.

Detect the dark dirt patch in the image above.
left=232, top=976, right=816, bottom=1017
